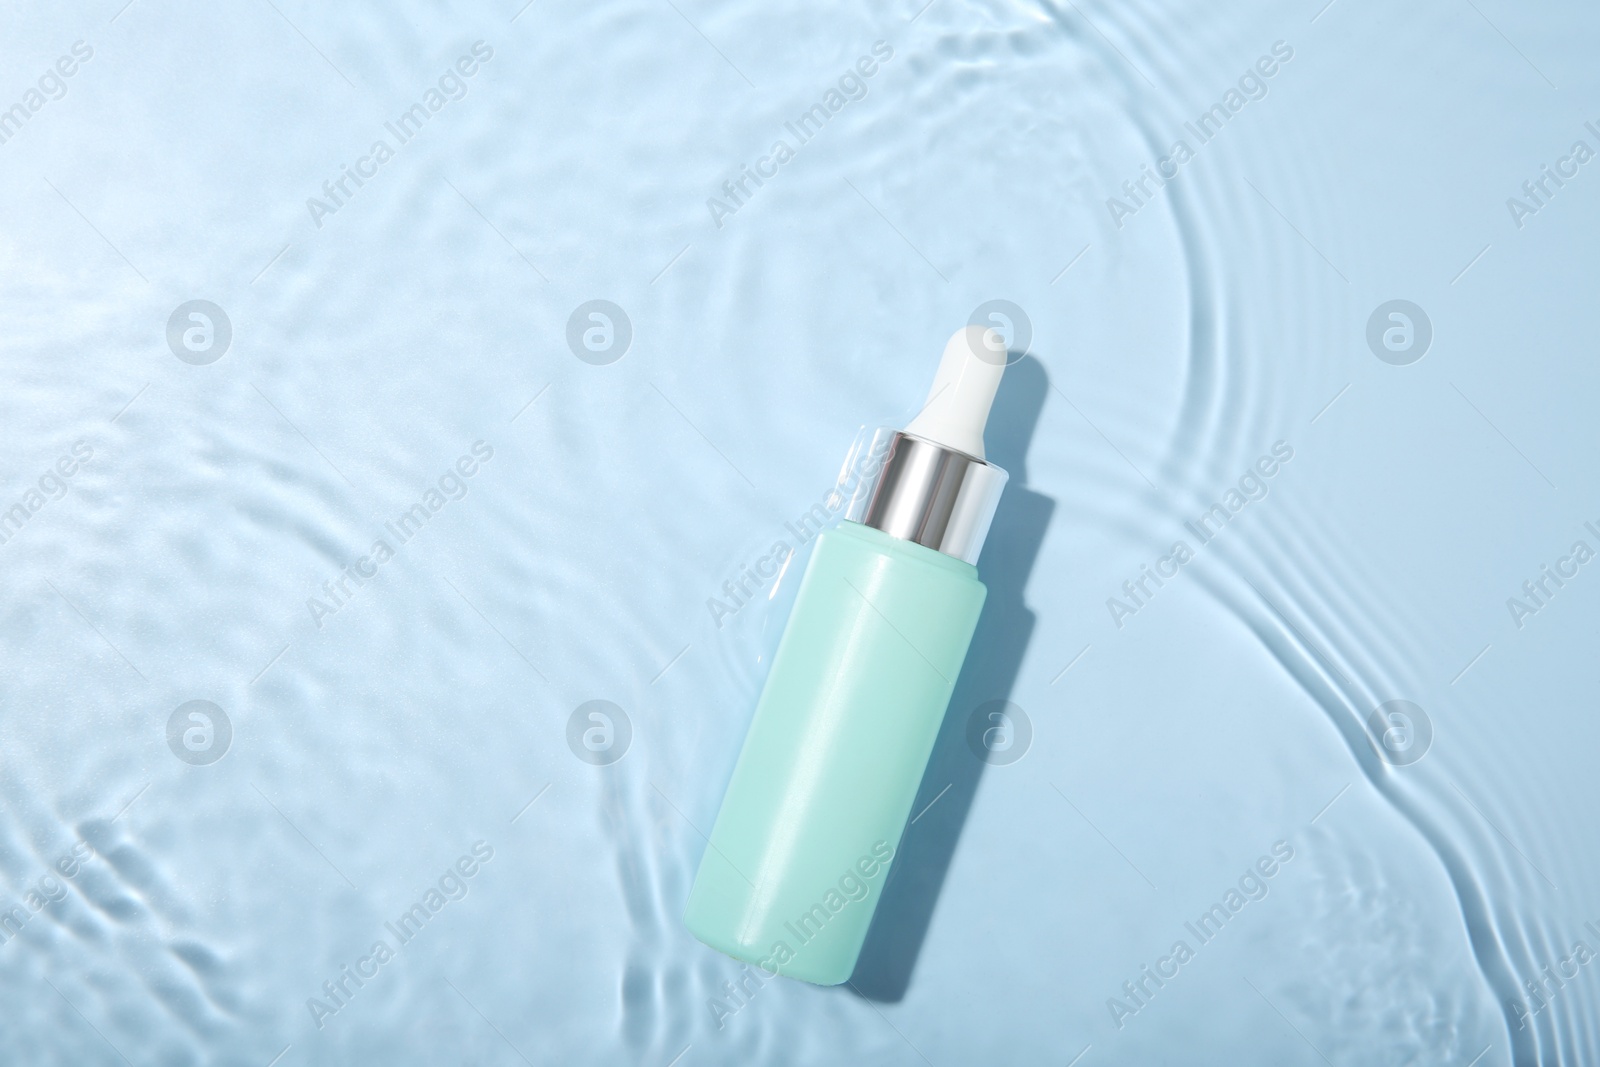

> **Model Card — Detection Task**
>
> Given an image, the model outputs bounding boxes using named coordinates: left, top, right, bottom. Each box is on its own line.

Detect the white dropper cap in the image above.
left=904, top=325, right=1007, bottom=461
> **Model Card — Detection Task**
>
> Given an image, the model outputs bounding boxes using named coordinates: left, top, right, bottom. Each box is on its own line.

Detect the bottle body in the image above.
left=685, top=520, right=987, bottom=985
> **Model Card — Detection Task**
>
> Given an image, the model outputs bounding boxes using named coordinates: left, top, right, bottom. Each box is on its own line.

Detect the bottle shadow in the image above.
left=848, top=354, right=1055, bottom=1002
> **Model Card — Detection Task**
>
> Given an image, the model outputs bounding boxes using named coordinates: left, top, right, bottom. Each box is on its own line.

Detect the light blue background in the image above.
left=1, top=0, right=1597, bottom=1064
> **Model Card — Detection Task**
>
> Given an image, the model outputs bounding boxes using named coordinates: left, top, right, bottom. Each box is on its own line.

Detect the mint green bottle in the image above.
left=685, top=327, right=1011, bottom=986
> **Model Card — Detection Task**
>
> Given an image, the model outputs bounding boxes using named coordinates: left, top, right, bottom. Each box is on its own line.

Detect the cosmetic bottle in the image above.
left=685, top=326, right=1010, bottom=985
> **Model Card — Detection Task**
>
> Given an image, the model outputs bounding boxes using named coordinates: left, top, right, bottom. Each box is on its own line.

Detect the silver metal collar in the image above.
left=846, top=430, right=1007, bottom=565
